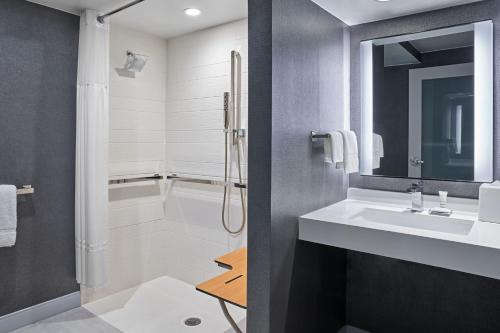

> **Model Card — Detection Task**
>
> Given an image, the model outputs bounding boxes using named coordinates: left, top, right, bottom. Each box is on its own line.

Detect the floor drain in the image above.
left=184, top=317, right=202, bottom=327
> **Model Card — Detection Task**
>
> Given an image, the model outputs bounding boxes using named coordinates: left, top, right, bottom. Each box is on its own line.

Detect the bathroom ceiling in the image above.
left=410, top=31, right=474, bottom=53
left=27, top=0, right=247, bottom=39
left=312, top=0, right=486, bottom=26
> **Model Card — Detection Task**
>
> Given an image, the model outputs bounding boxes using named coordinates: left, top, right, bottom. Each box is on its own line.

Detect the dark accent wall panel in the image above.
left=347, top=252, right=500, bottom=333
left=248, top=0, right=273, bottom=331
left=248, top=0, right=348, bottom=332
left=0, top=0, right=80, bottom=316
left=349, top=0, right=500, bottom=198
left=286, top=242, right=346, bottom=333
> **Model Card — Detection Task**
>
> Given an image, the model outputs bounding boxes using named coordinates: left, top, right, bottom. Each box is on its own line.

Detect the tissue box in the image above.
left=479, top=181, right=500, bottom=223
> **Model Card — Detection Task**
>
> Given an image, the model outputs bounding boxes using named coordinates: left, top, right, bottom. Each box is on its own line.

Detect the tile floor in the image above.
left=13, top=276, right=246, bottom=333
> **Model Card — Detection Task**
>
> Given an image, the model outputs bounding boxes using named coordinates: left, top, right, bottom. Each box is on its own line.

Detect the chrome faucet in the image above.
left=406, top=180, right=424, bottom=212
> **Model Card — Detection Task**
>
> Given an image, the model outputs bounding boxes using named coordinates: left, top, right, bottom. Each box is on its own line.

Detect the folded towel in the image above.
left=0, top=185, right=17, bottom=247
left=324, top=131, right=344, bottom=168
left=479, top=181, right=500, bottom=224
left=373, top=133, right=384, bottom=169
left=340, top=130, right=359, bottom=174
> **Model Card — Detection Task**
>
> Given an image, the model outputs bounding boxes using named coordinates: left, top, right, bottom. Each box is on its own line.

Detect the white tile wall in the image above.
left=108, top=24, right=167, bottom=178
left=166, top=19, right=248, bottom=182
left=164, top=19, right=248, bottom=286
left=83, top=19, right=248, bottom=303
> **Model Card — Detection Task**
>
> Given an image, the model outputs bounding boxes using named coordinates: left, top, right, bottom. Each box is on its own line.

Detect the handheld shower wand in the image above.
left=224, top=92, right=230, bottom=131
left=221, top=51, right=246, bottom=235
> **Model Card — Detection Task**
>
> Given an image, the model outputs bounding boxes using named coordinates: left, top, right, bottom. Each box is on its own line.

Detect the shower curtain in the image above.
left=75, top=9, right=109, bottom=288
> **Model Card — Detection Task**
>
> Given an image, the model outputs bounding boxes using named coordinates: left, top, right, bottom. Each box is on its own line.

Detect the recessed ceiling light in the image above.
left=375, top=0, right=391, bottom=2
left=184, top=8, right=201, bottom=16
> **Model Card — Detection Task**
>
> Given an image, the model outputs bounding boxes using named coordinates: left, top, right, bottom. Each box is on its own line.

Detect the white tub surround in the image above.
left=299, top=188, right=500, bottom=280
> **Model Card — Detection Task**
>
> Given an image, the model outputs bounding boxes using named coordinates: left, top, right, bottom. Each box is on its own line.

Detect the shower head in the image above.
left=125, top=51, right=148, bottom=72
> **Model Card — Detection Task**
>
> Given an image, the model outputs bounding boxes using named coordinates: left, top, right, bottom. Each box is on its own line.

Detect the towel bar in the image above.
left=167, top=174, right=247, bottom=189
left=16, top=185, right=34, bottom=195
left=109, top=174, right=163, bottom=185
left=311, top=131, right=331, bottom=142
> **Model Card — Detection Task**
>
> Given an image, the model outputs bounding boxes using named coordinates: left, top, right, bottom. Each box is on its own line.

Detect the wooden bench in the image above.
left=196, top=248, right=247, bottom=332
left=196, top=248, right=247, bottom=309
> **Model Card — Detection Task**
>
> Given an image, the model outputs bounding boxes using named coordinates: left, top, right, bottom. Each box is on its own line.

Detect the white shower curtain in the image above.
left=75, top=9, right=109, bottom=288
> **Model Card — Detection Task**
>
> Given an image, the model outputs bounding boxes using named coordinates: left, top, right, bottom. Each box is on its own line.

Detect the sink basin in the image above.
left=299, top=188, right=500, bottom=281
left=350, top=207, right=474, bottom=236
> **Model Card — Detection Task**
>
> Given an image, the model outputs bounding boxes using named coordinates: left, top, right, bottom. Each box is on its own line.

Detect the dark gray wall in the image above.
left=350, top=0, right=500, bottom=198
left=247, top=0, right=272, bottom=331
left=347, top=251, right=500, bottom=333
left=346, top=2, right=500, bottom=332
left=248, top=0, right=348, bottom=332
left=0, top=0, right=79, bottom=316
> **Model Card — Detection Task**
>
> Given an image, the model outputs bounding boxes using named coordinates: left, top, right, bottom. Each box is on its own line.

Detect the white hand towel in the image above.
left=0, top=185, right=17, bottom=247
left=373, top=133, right=384, bottom=169
left=340, top=130, right=359, bottom=174
left=324, top=131, right=344, bottom=167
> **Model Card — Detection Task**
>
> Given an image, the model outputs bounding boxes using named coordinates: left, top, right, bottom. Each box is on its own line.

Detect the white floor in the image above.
left=13, top=276, right=246, bottom=333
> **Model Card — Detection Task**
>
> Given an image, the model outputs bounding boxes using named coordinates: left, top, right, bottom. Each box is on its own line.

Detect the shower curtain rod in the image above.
left=97, top=0, right=145, bottom=23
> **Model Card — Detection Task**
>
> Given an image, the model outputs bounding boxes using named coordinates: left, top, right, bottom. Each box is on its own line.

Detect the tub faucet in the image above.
left=407, top=180, right=424, bottom=212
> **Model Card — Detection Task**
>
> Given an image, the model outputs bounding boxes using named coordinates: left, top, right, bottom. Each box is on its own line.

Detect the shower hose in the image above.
left=221, top=130, right=247, bottom=235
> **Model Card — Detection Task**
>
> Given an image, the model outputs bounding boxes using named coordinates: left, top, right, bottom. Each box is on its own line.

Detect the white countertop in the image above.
left=299, top=188, right=500, bottom=280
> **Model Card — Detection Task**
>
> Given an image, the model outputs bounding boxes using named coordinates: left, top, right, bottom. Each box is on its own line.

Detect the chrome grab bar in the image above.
left=167, top=174, right=246, bottom=189
left=109, top=174, right=163, bottom=185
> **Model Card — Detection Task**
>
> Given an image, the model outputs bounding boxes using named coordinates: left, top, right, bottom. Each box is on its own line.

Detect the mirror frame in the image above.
left=359, top=21, right=494, bottom=183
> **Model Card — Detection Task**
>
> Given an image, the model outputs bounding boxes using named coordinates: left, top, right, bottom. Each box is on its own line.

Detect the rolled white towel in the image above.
left=340, top=130, right=359, bottom=174
left=0, top=185, right=17, bottom=247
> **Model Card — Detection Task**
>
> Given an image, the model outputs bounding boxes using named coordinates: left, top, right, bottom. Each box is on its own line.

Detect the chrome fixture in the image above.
left=184, top=317, right=202, bottom=327
left=310, top=131, right=331, bottom=143
left=407, top=180, right=424, bottom=212
left=409, top=157, right=425, bottom=167
left=97, top=0, right=145, bottom=24
left=222, top=50, right=247, bottom=235
left=125, top=51, right=148, bottom=72
left=219, top=299, right=242, bottom=333
left=167, top=175, right=246, bottom=189
left=109, top=174, right=163, bottom=185
left=16, top=185, right=34, bottom=196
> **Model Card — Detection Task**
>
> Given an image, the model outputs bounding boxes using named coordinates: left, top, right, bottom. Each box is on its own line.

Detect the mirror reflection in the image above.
left=360, top=22, right=493, bottom=182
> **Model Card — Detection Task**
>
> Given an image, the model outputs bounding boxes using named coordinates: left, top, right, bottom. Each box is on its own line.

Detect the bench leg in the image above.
left=218, top=299, right=243, bottom=333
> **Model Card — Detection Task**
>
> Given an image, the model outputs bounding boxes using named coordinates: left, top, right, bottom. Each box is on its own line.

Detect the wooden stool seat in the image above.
left=196, top=248, right=247, bottom=309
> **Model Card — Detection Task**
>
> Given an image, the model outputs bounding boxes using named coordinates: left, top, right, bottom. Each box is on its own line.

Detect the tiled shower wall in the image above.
left=83, top=20, right=248, bottom=302
left=163, top=19, right=248, bottom=284
left=165, top=19, right=248, bottom=179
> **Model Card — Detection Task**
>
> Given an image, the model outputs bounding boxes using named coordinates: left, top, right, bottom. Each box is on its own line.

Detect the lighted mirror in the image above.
left=360, top=21, right=493, bottom=182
